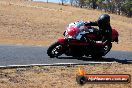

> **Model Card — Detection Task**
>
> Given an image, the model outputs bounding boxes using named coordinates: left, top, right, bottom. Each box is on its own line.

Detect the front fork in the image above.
left=57, top=38, right=69, bottom=52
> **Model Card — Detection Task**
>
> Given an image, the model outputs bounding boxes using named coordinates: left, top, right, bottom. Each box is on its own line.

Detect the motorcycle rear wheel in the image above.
left=102, top=43, right=112, bottom=56
left=47, top=42, right=63, bottom=58
left=91, top=43, right=112, bottom=59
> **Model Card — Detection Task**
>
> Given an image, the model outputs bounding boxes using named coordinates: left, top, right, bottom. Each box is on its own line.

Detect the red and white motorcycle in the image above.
left=47, top=21, right=119, bottom=58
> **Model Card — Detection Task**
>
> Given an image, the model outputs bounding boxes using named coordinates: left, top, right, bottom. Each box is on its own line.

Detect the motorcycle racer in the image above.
left=84, top=14, right=112, bottom=44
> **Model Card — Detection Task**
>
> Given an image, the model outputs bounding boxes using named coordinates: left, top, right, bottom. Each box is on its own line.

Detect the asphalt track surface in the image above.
left=0, top=44, right=132, bottom=66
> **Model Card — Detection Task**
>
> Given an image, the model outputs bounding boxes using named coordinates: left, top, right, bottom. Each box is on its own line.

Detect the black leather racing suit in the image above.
left=84, top=21, right=112, bottom=44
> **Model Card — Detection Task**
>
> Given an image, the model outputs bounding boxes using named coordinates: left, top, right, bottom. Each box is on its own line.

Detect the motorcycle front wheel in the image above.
left=47, top=42, right=63, bottom=58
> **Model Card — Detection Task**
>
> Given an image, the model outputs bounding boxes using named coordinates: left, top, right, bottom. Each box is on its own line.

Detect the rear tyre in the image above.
left=91, top=43, right=112, bottom=59
left=102, top=43, right=112, bottom=56
left=47, top=42, right=63, bottom=58
left=91, top=55, right=102, bottom=59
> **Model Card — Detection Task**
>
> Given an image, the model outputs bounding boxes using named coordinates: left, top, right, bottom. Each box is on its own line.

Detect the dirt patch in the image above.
left=0, top=64, right=131, bottom=88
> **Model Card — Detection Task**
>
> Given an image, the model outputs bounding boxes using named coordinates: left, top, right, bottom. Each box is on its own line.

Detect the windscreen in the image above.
left=68, top=21, right=85, bottom=30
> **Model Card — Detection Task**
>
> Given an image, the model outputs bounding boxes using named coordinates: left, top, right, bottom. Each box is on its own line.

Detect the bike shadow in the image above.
left=57, top=56, right=132, bottom=64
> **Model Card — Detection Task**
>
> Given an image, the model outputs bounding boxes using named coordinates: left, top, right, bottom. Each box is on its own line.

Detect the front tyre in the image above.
left=47, top=42, right=63, bottom=58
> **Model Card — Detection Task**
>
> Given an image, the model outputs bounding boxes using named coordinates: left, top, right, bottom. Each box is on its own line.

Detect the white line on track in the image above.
left=0, top=62, right=117, bottom=68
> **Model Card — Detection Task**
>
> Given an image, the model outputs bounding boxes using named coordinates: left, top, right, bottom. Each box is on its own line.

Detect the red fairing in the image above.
left=86, top=34, right=96, bottom=40
left=112, top=28, right=119, bottom=42
left=57, top=38, right=66, bottom=44
left=66, top=26, right=79, bottom=37
left=58, top=38, right=88, bottom=46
